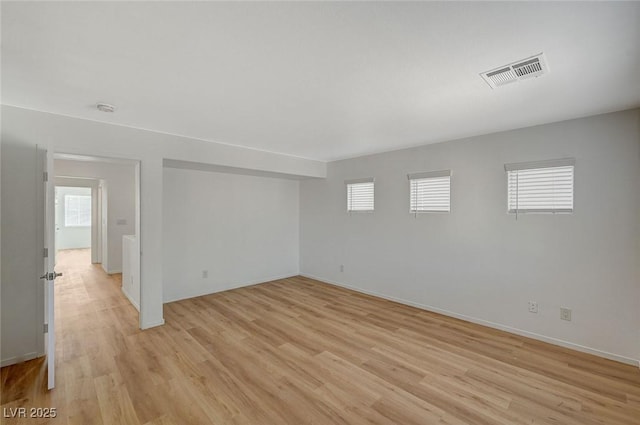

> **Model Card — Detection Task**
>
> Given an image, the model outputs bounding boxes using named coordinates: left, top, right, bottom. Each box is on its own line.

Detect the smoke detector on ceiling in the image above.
left=96, top=103, right=115, bottom=113
left=480, top=53, right=549, bottom=89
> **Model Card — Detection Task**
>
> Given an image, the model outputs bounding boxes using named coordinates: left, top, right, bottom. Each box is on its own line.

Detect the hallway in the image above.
left=1, top=248, right=137, bottom=424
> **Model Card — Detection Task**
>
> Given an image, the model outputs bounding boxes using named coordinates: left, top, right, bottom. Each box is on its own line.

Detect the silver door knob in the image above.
left=40, top=272, right=63, bottom=280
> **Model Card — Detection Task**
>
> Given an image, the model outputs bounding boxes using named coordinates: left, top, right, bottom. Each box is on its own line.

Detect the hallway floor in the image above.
left=1, top=248, right=133, bottom=424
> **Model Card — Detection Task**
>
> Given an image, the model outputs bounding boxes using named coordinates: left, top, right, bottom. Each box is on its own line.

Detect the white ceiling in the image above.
left=2, top=2, right=639, bottom=161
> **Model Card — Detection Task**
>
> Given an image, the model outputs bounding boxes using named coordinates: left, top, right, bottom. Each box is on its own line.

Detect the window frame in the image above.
left=64, top=194, right=92, bottom=227
left=407, top=170, right=452, bottom=214
left=504, top=158, right=575, bottom=215
left=345, top=178, right=375, bottom=213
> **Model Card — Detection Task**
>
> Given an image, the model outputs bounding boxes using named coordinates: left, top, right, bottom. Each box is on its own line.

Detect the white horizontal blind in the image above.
left=409, top=175, right=451, bottom=212
left=65, top=194, right=92, bottom=226
left=346, top=181, right=374, bottom=212
left=507, top=165, right=574, bottom=213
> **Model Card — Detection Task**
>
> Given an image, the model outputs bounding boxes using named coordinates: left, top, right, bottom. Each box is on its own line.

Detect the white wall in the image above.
left=163, top=166, right=299, bottom=302
left=1, top=105, right=324, bottom=365
left=55, top=186, right=92, bottom=250
left=55, top=159, right=136, bottom=273
left=0, top=106, right=2, bottom=367
left=1, top=135, right=41, bottom=365
left=300, top=109, right=640, bottom=364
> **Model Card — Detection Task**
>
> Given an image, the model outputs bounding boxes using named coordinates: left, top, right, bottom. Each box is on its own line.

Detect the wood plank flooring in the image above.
left=2, top=248, right=639, bottom=424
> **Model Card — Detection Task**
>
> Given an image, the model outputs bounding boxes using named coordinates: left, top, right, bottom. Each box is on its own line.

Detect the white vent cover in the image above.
left=481, top=53, right=549, bottom=89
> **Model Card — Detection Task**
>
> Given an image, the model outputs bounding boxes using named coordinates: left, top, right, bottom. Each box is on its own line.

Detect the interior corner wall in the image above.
left=54, top=159, right=136, bottom=273
left=162, top=166, right=300, bottom=302
left=299, top=108, right=640, bottom=364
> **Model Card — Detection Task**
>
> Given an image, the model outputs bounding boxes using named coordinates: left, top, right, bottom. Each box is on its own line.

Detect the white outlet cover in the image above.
left=560, top=307, right=572, bottom=321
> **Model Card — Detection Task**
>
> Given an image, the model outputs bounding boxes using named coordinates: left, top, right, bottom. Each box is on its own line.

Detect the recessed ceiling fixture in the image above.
left=96, top=102, right=115, bottom=113
left=480, top=53, right=549, bottom=89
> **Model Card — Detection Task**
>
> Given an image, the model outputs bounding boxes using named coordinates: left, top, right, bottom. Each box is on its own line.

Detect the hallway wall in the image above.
left=55, top=159, right=135, bottom=273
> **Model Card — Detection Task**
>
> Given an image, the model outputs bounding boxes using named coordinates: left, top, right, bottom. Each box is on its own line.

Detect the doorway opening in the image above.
left=52, top=154, right=141, bottom=315
left=54, top=185, right=94, bottom=268
left=37, top=149, right=142, bottom=390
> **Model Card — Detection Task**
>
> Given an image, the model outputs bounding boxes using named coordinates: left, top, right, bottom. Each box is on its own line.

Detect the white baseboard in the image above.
left=163, top=272, right=300, bottom=303
left=1, top=351, right=41, bottom=367
left=300, top=273, right=640, bottom=367
left=141, top=319, right=165, bottom=330
left=121, top=287, right=140, bottom=312
left=99, top=262, right=121, bottom=275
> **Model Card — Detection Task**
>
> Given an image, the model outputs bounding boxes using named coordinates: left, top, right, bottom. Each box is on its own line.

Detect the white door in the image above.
left=41, top=147, right=60, bottom=390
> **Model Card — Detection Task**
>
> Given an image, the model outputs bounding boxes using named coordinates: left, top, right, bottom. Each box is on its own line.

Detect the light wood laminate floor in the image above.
left=2, top=248, right=640, bottom=424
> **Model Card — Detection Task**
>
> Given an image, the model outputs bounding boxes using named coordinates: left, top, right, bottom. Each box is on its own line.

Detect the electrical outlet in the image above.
left=528, top=301, right=538, bottom=313
left=560, top=307, right=572, bottom=321
left=339, top=264, right=344, bottom=272
left=202, top=270, right=208, bottom=279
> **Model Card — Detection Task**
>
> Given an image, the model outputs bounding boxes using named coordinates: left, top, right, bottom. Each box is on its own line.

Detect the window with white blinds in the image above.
left=408, top=170, right=451, bottom=213
left=505, top=159, right=574, bottom=213
left=346, top=178, right=374, bottom=212
left=64, top=194, right=92, bottom=227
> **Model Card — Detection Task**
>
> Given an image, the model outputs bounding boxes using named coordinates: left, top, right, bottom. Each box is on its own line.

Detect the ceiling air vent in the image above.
left=481, top=53, right=549, bottom=89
